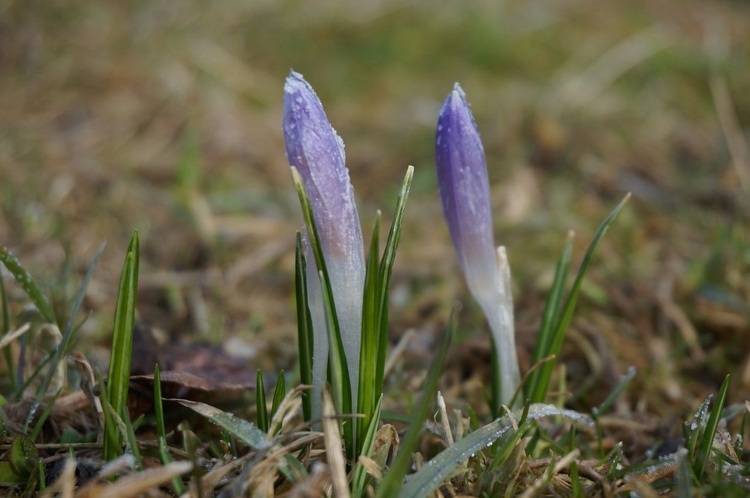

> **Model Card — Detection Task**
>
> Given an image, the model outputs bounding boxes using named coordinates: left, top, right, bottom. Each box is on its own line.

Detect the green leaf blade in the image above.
left=294, top=233, right=315, bottom=422
left=530, top=194, right=630, bottom=404
left=0, top=244, right=56, bottom=324
left=104, top=231, right=140, bottom=460
left=397, top=405, right=593, bottom=498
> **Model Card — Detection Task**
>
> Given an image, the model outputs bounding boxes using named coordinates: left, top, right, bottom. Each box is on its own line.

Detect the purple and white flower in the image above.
left=283, top=70, right=365, bottom=414
left=436, top=83, right=520, bottom=406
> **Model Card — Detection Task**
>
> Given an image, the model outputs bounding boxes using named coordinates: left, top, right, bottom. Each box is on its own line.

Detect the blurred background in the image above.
left=1, top=0, right=749, bottom=418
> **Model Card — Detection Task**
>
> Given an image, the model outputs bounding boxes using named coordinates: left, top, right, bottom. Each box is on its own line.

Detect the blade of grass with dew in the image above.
left=353, top=394, right=383, bottom=498
left=684, top=396, right=711, bottom=465
left=483, top=401, right=531, bottom=481
left=0, top=271, right=15, bottom=390
left=173, top=399, right=304, bottom=484
left=172, top=399, right=268, bottom=448
left=358, top=212, right=381, bottom=450
left=530, top=194, right=630, bottom=404
left=29, top=387, right=62, bottom=442
left=524, top=233, right=572, bottom=402
left=377, top=304, right=455, bottom=498
left=606, top=448, right=624, bottom=483
left=24, top=243, right=105, bottom=432
left=271, top=371, right=286, bottom=422
left=9, top=434, right=39, bottom=479
left=293, top=167, right=353, bottom=452
left=295, top=232, right=314, bottom=422
left=398, top=404, right=593, bottom=498
left=154, top=364, right=185, bottom=494
left=695, top=374, right=730, bottom=480
left=103, top=233, right=139, bottom=460
left=0, top=243, right=57, bottom=325
left=256, top=370, right=268, bottom=433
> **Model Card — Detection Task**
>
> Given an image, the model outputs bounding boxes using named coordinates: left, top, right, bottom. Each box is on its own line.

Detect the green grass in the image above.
left=103, top=231, right=139, bottom=461
left=0, top=0, right=749, bottom=495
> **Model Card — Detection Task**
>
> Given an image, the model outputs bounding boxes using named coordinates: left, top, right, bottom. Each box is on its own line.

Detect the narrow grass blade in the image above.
left=295, top=232, right=314, bottom=422
left=592, top=366, right=637, bottom=453
left=174, top=399, right=268, bottom=448
left=593, top=366, right=637, bottom=417
left=122, top=409, right=143, bottom=471
left=375, top=166, right=413, bottom=393
left=173, top=398, right=303, bottom=485
left=525, top=232, right=572, bottom=402
left=377, top=304, right=455, bottom=498
left=100, top=371, right=122, bottom=460
left=676, top=449, right=693, bottom=498
left=24, top=243, right=105, bottom=432
left=684, top=396, right=711, bottom=463
left=104, top=232, right=139, bottom=459
left=489, top=335, right=502, bottom=416
left=154, top=364, right=185, bottom=494
left=397, top=405, right=593, bottom=498
left=530, top=194, right=630, bottom=404
left=0, top=273, right=15, bottom=389
left=695, top=374, right=730, bottom=480
left=256, top=370, right=268, bottom=433
left=358, top=213, right=381, bottom=450
left=0, top=243, right=57, bottom=324
left=271, top=371, right=286, bottom=422
left=353, top=394, right=383, bottom=498
left=570, top=461, right=583, bottom=498
left=29, top=387, right=62, bottom=442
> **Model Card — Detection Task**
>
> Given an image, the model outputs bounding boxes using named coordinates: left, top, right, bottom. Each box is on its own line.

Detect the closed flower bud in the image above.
left=283, top=70, right=365, bottom=413
left=436, top=83, right=520, bottom=406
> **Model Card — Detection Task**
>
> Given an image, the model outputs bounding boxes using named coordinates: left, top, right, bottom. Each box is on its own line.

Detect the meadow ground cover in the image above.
left=1, top=0, right=750, bottom=495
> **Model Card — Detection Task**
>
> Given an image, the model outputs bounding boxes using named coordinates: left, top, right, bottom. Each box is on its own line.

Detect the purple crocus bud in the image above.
left=436, top=83, right=520, bottom=406
left=283, top=70, right=366, bottom=414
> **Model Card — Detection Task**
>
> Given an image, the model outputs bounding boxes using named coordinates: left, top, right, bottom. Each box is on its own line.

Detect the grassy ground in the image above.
left=2, top=0, right=750, bottom=495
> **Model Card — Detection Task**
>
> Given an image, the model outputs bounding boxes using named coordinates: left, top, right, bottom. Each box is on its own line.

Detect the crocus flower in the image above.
left=435, top=83, right=520, bottom=407
left=283, top=70, right=366, bottom=415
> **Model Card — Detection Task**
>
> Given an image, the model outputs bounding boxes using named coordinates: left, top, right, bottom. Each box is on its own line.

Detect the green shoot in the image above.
left=0, top=243, right=57, bottom=325
left=104, top=231, right=139, bottom=460
left=24, top=243, right=105, bottom=432
left=270, top=371, right=286, bottom=424
left=256, top=370, right=268, bottom=433
left=0, top=271, right=14, bottom=390
left=154, top=364, right=185, bottom=494
left=294, top=233, right=314, bottom=422
left=526, top=194, right=630, bottom=404
left=694, top=375, right=730, bottom=480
